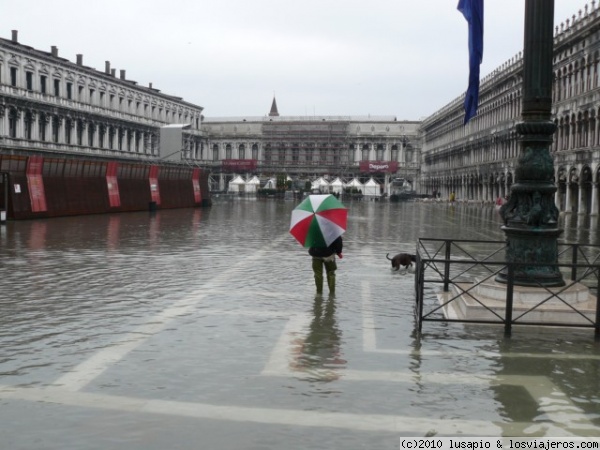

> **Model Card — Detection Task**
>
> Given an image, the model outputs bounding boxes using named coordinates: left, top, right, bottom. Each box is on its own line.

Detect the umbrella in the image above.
left=290, top=194, right=347, bottom=248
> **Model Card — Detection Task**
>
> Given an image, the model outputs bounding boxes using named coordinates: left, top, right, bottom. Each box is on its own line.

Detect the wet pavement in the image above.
left=0, top=199, right=599, bottom=449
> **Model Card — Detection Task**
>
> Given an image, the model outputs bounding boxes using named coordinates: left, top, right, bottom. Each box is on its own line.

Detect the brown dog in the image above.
left=386, top=253, right=416, bottom=270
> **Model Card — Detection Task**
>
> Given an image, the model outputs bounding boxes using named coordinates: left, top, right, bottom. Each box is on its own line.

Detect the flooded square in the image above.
left=0, top=200, right=599, bottom=449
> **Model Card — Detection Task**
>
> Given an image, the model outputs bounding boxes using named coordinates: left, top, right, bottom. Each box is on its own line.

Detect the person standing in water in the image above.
left=308, top=236, right=343, bottom=294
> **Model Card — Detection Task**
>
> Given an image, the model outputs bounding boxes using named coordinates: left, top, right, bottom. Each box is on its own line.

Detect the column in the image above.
left=565, top=183, right=572, bottom=212
left=577, top=181, right=586, bottom=214
left=16, top=108, right=25, bottom=139
left=590, top=182, right=598, bottom=215
left=140, top=131, right=146, bottom=154
left=91, top=122, right=98, bottom=148
left=400, top=140, right=406, bottom=164
left=58, top=116, right=66, bottom=144
left=30, top=112, right=39, bottom=141
left=81, top=121, right=88, bottom=147
left=0, top=106, right=6, bottom=136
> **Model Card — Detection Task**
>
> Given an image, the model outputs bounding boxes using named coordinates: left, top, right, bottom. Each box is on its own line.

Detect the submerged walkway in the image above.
left=0, top=204, right=599, bottom=449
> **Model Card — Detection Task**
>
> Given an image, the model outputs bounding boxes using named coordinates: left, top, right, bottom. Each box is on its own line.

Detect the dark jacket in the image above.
left=308, top=236, right=343, bottom=258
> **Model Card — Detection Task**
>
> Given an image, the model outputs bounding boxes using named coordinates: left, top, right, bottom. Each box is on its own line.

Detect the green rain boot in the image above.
left=324, top=259, right=337, bottom=294
left=326, top=271, right=336, bottom=294
left=312, top=258, right=324, bottom=294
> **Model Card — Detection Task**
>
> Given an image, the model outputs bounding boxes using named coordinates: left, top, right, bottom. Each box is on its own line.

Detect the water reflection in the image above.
left=291, top=294, right=346, bottom=381
left=493, top=331, right=600, bottom=436
left=560, top=212, right=600, bottom=246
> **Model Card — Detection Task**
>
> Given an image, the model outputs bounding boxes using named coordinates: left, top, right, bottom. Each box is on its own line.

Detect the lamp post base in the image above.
left=496, top=226, right=565, bottom=287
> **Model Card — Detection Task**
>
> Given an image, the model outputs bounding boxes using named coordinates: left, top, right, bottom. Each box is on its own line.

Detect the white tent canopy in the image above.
left=345, top=178, right=364, bottom=191
left=330, top=177, right=344, bottom=194
left=245, top=176, right=260, bottom=193
left=311, top=177, right=330, bottom=193
left=263, top=178, right=276, bottom=189
left=363, top=178, right=381, bottom=196
left=228, top=175, right=246, bottom=193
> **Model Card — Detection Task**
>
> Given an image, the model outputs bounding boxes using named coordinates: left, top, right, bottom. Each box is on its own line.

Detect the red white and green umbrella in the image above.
left=290, top=194, right=347, bottom=248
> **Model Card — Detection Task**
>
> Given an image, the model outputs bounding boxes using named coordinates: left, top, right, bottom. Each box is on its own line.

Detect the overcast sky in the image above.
left=1, top=0, right=582, bottom=120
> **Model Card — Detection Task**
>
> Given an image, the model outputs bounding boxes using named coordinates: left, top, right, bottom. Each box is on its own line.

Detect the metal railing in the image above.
left=415, top=238, right=600, bottom=339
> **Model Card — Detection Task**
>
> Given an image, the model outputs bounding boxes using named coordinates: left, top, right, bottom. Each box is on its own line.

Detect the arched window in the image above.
left=52, top=116, right=60, bottom=143
left=376, top=144, right=384, bottom=161
left=99, top=125, right=106, bottom=149
left=361, top=144, right=369, bottom=161
left=319, top=144, right=327, bottom=163
left=25, top=111, right=33, bottom=140
left=118, top=128, right=124, bottom=151
left=39, top=113, right=47, bottom=141
left=108, top=126, right=115, bottom=149
left=8, top=108, right=18, bottom=138
left=305, top=144, right=312, bottom=163
left=88, top=123, right=95, bottom=147
left=391, top=144, right=399, bottom=161
left=77, top=120, right=84, bottom=145
left=279, top=144, right=286, bottom=163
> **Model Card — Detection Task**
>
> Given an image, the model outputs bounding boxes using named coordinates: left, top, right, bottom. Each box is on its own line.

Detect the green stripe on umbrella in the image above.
left=290, top=194, right=347, bottom=248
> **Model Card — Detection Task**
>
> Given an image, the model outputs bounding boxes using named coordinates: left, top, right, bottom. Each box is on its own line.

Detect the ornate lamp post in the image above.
left=496, top=0, right=565, bottom=287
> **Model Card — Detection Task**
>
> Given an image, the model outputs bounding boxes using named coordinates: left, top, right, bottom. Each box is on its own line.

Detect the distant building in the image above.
left=202, top=104, right=420, bottom=195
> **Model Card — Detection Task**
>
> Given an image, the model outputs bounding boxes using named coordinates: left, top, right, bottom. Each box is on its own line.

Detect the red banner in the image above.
left=26, top=156, right=47, bottom=212
left=222, top=159, right=257, bottom=172
left=149, top=165, right=161, bottom=205
left=192, top=168, right=202, bottom=204
left=106, top=161, right=121, bottom=208
left=359, top=161, right=398, bottom=173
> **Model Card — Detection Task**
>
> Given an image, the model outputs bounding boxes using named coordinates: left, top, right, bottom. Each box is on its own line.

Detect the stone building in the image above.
left=0, top=30, right=209, bottom=219
left=203, top=97, right=420, bottom=194
left=419, top=2, right=600, bottom=215
left=0, top=30, right=204, bottom=163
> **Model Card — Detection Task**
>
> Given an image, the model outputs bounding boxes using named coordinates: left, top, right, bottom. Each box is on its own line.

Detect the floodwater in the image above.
left=0, top=199, right=598, bottom=449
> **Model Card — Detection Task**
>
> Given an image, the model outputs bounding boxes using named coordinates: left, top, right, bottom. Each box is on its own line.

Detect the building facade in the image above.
left=419, top=2, right=600, bottom=215
left=0, top=30, right=205, bottom=161
left=202, top=99, right=420, bottom=194
left=0, top=30, right=210, bottom=219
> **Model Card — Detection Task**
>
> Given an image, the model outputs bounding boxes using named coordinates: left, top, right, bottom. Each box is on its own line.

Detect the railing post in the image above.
left=571, top=244, right=578, bottom=282
left=443, top=240, right=451, bottom=292
left=418, top=260, right=425, bottom=332
left=595, top=267, right=600, bottom=341
left=505, top=263, right=514, bottom=337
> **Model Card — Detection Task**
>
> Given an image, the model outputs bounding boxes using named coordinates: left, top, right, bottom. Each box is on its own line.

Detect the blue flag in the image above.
left=457, top=0, right=483, bottom=124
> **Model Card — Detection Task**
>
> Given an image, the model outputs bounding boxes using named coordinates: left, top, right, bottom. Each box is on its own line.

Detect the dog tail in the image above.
left=386, top=253, right=392, bottom=261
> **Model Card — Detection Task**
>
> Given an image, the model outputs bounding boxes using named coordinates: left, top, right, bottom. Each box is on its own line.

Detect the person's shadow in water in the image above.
left=291, top=294, right=347, bottom=380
